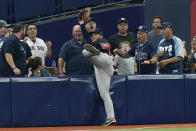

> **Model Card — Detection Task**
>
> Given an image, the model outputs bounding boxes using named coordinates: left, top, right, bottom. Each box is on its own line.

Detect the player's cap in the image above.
left=118, top=17, right=128, bottom=24
left=89, top=28, right=103, bottom=35
left=161, top=22, right=173, bottom=29
left=87, top=17, right=95, bottom=23
left=0, top=20, right=10, bottom=27
left=136, top=25, right=148, bottom=33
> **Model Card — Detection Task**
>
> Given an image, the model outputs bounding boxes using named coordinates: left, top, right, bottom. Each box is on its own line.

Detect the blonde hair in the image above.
left=119, top=41, right=131, bottom=48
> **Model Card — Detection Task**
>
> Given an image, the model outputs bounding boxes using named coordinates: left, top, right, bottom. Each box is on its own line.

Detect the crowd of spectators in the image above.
left=0, top=12, right=196, bottom=77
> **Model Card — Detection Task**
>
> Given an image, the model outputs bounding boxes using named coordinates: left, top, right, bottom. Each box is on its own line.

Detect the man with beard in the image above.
left=58, top=25, right=94, bottom=76
left=109, top=17, right=137, bottom=55
left=26, top=24, right=52, bottom=66
left=0, top=24, right=27, bottom=77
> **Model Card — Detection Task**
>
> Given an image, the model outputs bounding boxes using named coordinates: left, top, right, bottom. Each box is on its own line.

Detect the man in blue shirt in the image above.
left=58, top=25, right=94, bottom=76
left=148, top=16, right=164, bottom=51
left=114, top=25, right=157, bottom=74
left=156, top=22, right=184, bottom=74
left=0, top=24, right=26, bottom=77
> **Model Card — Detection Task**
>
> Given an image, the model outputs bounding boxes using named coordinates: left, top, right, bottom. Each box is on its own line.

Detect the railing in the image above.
left=0, top=0, right=144, bottom=24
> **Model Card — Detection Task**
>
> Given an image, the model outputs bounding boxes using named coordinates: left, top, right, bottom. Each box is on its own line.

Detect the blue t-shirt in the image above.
left=20, top=41, right=32, bottom=60
left=0, top=35, right=27, bottom=77
left=128, top=41, right=156, bottom=74
left=157, top=36, right=184, bottom=74
left=59, top=38, right=94, bottom=75
left=148, top=30, right=164, bottom=51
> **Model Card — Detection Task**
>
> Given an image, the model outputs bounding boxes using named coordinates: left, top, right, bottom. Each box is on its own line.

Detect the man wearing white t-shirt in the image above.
left=26, top=24, right=52, bottom=65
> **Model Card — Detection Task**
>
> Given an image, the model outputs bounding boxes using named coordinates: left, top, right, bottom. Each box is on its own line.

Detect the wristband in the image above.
left=12, top=67, right=17, bottom=70
left=58, top=72, right=64, bottom=75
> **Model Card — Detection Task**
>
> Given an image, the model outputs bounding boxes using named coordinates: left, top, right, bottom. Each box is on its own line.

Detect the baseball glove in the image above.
left=78, top=7, right=91, bottom=23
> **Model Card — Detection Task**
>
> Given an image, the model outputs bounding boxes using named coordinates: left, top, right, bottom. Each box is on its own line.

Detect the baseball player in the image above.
left=78, top=8, right=116, bottom=126
left=82, top=27, right=116, bottom=126
left=26, top=23, right=52, bottom=66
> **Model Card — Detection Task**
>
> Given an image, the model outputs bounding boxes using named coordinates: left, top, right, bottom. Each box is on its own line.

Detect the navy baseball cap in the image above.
left=161, top=22, right=173, bottom=29
left=136, top=25, right=148, bottom=33
left=87, top=17, right=95, bottom=23
left=89, top=28, right=103, bottom=35
left=118, top=17, right=128, bottom=24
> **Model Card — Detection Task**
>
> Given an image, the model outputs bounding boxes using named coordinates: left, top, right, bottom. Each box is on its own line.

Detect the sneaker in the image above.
left=83, top=44, right=100, bottom=56
left=101, top=118, right=116, bottom=126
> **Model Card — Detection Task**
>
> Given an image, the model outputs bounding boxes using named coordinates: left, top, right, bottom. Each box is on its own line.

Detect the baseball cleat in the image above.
left=83, top=44, right=100, bottom=56
left=101, top=118, right=116, bottom=126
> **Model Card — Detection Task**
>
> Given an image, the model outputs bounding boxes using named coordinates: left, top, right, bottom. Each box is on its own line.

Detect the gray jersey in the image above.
left=113, top=55, right=135, bottom=75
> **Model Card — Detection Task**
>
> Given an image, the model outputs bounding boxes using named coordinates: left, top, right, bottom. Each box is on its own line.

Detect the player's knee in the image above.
left=82, top=49, right=92, bottom=57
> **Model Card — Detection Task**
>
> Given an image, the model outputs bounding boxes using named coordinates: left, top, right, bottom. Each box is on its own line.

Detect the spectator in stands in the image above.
left=157, top=22, right=184, bottom=74
left=188, top=36, right=196, bottom=62
left=114, top=25, right=156, bottom=74
left=148, top=16, right=164, bottom=51
left=113, top=41, right=136, bottom=75
left=26, top=57, right=50, bottom=77
left=108, top=17, right=137, bottom=55
left=147, top=22, right=184, bottom=74
left=184, top=36, right=196, bottom=73
left=58, top=25, right=94, bottom=76
left=26, top=24, right=52, bottom=66
left=3, top=26, right=32, bottom=62
left=0, top=20, right=10, bottom=50
left=0, top=24, right=27, bottom=77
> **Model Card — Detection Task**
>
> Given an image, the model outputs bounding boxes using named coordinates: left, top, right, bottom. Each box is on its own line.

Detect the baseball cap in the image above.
left=136, top=25, right=148, bottom=33
left=87, top=17, right=95, bottom=23
left=161, top=22, right=173, bottom=29
left=0, top=20, right=10, bottom=27
left=89, top=28, right=103, bottom=35
left=118, top=17, right=128, bottom=24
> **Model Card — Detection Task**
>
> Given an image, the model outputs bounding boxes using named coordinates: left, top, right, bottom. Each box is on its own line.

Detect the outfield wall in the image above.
left=0, top=74, right=196, bottom=127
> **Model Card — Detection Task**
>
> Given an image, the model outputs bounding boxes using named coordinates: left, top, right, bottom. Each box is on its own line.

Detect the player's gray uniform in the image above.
left=82, top=49, right=115, bottom=119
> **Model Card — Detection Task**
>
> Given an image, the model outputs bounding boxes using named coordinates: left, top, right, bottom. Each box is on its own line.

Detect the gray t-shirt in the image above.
left=113, top=55, right=135, bottom=75
left=148, top=30, right=164, bottom=51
